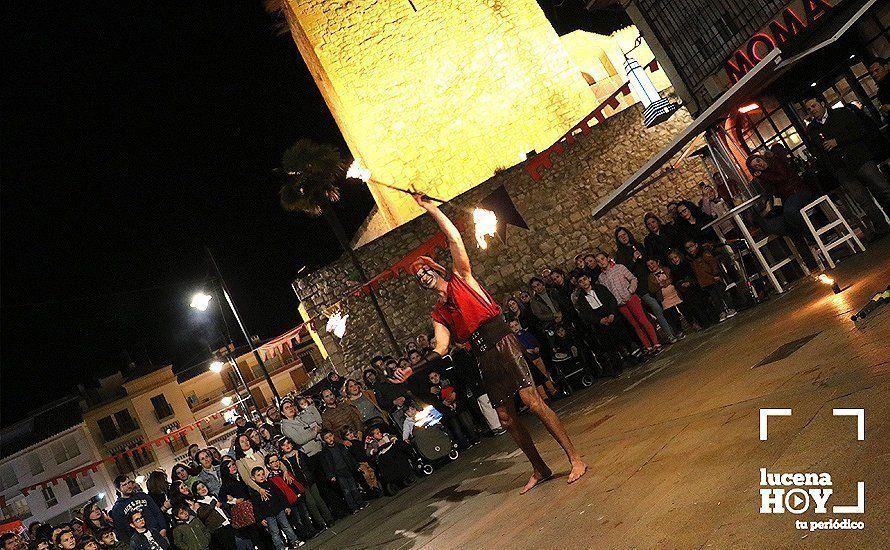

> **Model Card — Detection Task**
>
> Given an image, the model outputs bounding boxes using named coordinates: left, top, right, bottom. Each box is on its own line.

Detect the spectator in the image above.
left=195, top=450, right=222, bottom=497
left=504, top=297, right=533, bottom=330
left=78, top=538, right=100, bottom=550
left=643, top=213, right=679, bottom=263
left=233, top=434, right=267, bottom=498
left=596, top=251, right=661, bottom=354
left=804, top=94, right=890, bottom=234
left=145, top=472, right=171, bottom=516
left=747, top=152, right=819, bottom=269
left=319, top=389, right=364, bottom=436
left=869, top=57, right=890, bottom=124
left=257, top=426, right=278, bottom=456
left=341, top=429, right=381, bottom=496
left=233, top=416, right=256, bottom=436
left=96, top=529, right=126, bottom=550
left=109, top=476, right=167, bottom=543
left=248, top=468, right=303, bottom=550
left=415, top=334, right=432, bottom=353
left=319, top=431, right=366, bottom=513
left=645, top=258, right=685, bottom=339
left=667, top=249, right=717, bottom=328
left=528, top=277, right=563, bottom=332
left=508, top=319, right=557, bottom=400
left=189, top=483, right=236, bottom=550
left=684, top=240, right=736, bottom=321
left=698, top=183, right=728, bottom=219
left=582, top=253, right=601, bottom=282
left=675, top=201, right=717, bottom=246
left=571, top=273, right=636, bottom=371
left=614, top=227, right=678, bottom=343
left=277, top=437, right=333, bottom=532
left=547, top=269, right=580, bottom=325
left=172, top=464, right=197, bottom=490
left=126, top=511, right=169, bottom=550
left=342, top=378, right=389, bottom=423
left=263, top=408, right=283, bottom=439
left=168, top=481, right=193, bottom=507
left=263, top=454, right=315, bottom=541
left=217, top=458, right=265, bottom=550
left=427, top=370, right=479, bottom=448
left=1, top=534, right=25, bottom=550
left=53, top=531, right=77, bottom=550
left=170, top=505, right=210, bottom=550
left=81, top=503, right=113, bottom=539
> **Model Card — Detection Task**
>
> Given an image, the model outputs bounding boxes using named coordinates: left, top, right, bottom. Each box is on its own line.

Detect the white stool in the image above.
left=800, top=195, right=865, bottom=269
left=747, top=233, right=811, bottom=292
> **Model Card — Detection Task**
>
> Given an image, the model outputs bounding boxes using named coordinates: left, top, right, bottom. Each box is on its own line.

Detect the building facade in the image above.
left=1, top=420, right=115, bottom=526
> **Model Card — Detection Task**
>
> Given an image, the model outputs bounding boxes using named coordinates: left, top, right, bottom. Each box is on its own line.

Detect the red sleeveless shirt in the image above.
left=431, top=273, right=502, bottom=344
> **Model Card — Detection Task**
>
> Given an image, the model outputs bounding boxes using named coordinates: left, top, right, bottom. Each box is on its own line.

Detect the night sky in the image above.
left=1, top=1, right=629, bottom=425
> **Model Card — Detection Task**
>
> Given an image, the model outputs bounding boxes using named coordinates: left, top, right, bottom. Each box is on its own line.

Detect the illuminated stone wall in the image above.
left=280, top=0, right=596, bottom=239
left=294, top=105, right=712, bottom=380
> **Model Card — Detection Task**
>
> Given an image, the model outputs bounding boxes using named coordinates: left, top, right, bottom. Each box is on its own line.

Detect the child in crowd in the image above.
left=427, top=370, right=479, bottom=449
left=645, top=258, right=685, bottom=339
left=264, top=453, right=316, bottom=541
left=248, top=467, right=303, bottom=550
left=342, top=429, right=381, bottom=495
left=320, top=431, right=366, bottom=513
left=127, top=511, right=169, bottom=550
left=97, top=528, right=127, bottom=550
left=684, top=240, right=737, bottom=322
left=170, top=505, right=210, bottom=550
left=667, top=249, right=717, bottom=328
left=365, top=427, right=395, bottom=458
left=508, top=319, right=557, bottom=400
left=189, top=482, right=236, bottom=550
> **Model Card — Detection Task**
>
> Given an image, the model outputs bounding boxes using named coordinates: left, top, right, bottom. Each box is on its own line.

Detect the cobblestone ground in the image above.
left=306, top=241, right=890, bottom=550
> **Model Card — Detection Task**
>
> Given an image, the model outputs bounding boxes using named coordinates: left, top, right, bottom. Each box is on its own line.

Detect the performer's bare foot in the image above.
left=519, top=468, right=553, bottom=495
left=567, top=459, right=588, bottom=484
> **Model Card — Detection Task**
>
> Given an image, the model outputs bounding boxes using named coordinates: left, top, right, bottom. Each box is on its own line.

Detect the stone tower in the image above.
left=280, top=0, right=596, bottom=242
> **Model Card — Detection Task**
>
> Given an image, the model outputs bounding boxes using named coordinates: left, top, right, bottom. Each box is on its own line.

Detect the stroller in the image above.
left=409, top=407, right=459, bottom=475
left=549, top=351, right=595, bottom=395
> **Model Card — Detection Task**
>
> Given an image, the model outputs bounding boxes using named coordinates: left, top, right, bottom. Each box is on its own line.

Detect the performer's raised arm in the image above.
left=413, top=194, right=471, bottom=279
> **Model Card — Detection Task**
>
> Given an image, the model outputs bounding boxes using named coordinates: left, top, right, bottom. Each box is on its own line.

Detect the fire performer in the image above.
left=391, top=194, right=587, bottom=493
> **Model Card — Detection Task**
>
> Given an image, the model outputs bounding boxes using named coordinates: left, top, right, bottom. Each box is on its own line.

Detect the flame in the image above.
left=346, top=159, right=371, bottom=182
left=817, top=273, right=835, bottom=285
left=473, top=208, right=497, bottom=249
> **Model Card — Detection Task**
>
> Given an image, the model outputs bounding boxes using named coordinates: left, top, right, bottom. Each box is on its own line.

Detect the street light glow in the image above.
left=209, top=360, right=224, bottom=373
left=221, top=396, right=233, bottom=407
left=190, top=291, right=213, bottom=311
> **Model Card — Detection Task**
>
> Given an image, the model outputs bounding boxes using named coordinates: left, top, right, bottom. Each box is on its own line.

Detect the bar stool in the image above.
left=800, top=195, right=865, bottom=269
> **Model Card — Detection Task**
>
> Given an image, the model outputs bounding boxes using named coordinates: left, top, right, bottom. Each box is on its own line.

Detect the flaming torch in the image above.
left=817, top=273, right=841, bottom=294
left=473, top=208, right=497, bottom=249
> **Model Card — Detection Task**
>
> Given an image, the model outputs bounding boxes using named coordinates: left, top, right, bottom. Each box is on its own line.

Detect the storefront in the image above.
left=595, top=0, right=888, bottom=217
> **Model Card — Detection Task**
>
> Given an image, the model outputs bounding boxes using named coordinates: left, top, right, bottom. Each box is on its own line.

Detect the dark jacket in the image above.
left=128, top=530, right=169, bottom=550
left=753, top=154, right=808, bottom=200
left=669, top=259, right=700, bottom=297
left=806, top=105, right=888, bottom=171
left=320, top=443, right=359, bottom=478
left=171, top=517, right=210, bottom=550
left=110, top=492, right=167, bottom=542
left=644, top=219, right=680, bottom=262
left=529, top=288, right=564, bottom=329
left=248, top=480, right=289, bottom=520
left=572, top=283, right=619, bottom=327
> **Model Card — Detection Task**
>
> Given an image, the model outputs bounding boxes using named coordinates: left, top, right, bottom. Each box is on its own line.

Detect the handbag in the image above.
left=229, top=499, right=255, bottom=529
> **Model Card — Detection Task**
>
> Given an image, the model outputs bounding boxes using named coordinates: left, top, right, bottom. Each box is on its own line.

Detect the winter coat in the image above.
left=172, top=518, right=210, bottom=550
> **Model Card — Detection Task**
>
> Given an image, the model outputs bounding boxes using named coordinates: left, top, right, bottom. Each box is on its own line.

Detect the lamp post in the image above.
left=192, top=247, right=282, bottom=405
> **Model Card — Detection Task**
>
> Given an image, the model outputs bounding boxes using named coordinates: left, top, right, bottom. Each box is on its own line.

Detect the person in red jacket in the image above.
left=391, top=194, right=586, bottom=494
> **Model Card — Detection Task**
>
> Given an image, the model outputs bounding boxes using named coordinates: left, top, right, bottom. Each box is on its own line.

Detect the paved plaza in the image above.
left=307, top=242, right=890, bottom=549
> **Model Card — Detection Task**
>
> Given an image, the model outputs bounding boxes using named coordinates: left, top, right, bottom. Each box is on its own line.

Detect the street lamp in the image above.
left=209, top=360, right=224, bottom=374
left=190, top=292, right=213, bottom=312
left=192, top=247, right=281, bottom=404
left=221, top=396, right=233, bottom=407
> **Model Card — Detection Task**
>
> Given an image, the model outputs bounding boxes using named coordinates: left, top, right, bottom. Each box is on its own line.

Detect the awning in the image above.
left=592, top=0, right=877, bottom=220
left=778, top=0, right=876, bottom=70
left=592, top=49, right=784, bottom=219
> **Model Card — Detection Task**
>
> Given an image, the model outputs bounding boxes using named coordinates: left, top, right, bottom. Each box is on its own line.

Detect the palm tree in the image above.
left=279, top=139, right=400, bottom=354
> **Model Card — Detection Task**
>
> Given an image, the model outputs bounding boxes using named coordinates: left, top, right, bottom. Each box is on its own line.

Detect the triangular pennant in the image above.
left=478, top=185, right=529, bottom=243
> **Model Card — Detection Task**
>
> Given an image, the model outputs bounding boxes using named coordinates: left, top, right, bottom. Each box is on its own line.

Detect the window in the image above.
left=114, top=410, right=138, bottom=434
left=150, top=394, right=175, bottom=421
left=97, top=416, right=120, bottom=442
left=27, top=454, right=44, bottom=476
left=65, top=473, right=94, bottom=496
left=53, top=438, right=81, bottom=464
left=0, top=465, right=18, bottom=491
left=42, top=486, right=57, bottom=508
